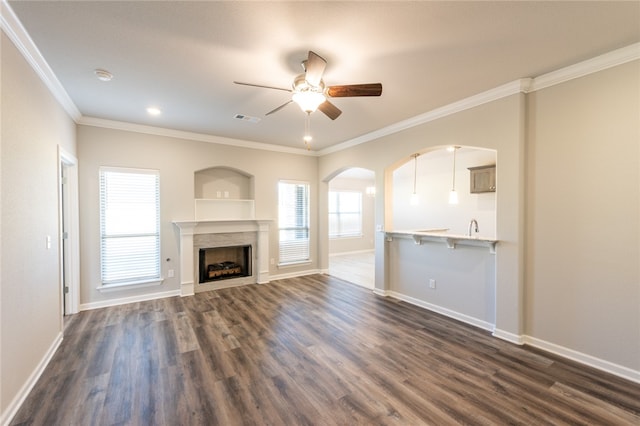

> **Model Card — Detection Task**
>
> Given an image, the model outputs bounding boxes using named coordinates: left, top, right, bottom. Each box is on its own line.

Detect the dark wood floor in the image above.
left=11, top=274, right=640, bottom=425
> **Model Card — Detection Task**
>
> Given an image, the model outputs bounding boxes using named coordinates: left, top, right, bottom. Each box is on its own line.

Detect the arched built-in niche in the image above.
left=390, top=146, right=496, bottom=237
left=325, top=167, right=376, bottom=289
left=194, top=166, right=256, bottom=221
left=195, top=166, right=254, bottom=200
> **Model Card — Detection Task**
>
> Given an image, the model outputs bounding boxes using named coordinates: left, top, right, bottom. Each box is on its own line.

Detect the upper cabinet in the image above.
left=468, top=165, right=496, bottom=193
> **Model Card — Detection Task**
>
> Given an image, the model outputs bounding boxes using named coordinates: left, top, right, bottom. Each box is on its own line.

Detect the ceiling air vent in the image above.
left=234, top=114, right=261, bottom=124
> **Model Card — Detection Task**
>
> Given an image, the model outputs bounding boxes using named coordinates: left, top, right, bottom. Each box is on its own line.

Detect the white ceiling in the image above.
left=7, top=1, right=640, bottom=152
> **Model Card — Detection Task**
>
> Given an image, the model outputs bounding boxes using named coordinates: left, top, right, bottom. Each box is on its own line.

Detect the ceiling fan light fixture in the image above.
left=292, top=91, right=326, bottom=113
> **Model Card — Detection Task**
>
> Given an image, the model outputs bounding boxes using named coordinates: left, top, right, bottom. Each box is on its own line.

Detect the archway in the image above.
left=326, top=167, right=376, bottom=288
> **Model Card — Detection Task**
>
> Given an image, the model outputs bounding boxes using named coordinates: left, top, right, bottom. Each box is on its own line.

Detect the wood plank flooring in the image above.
left=11, top=274, right=640, bottom=425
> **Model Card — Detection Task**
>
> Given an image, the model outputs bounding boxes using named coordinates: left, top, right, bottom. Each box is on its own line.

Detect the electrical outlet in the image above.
left=429, top=278, right=436, bottom=289
left=168, top=269, right=174, bottom=278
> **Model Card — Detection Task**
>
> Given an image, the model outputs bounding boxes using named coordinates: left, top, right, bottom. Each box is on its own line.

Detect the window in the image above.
left=278, top=181, right=310, bottom=264
left=99, top=167, right=160, bottom=286
left=328, top=191, right=363, bottom=238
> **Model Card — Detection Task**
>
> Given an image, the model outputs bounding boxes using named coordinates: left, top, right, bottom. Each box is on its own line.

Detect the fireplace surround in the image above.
left=173, top=220, right=270, bottom=295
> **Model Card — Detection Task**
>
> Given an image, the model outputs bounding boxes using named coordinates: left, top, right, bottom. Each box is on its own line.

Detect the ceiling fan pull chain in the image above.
left=303, top=112, right=312, bottom=150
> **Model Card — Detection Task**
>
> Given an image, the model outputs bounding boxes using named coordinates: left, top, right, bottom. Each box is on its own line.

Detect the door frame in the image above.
left=58, top=146, right=80, bottom=315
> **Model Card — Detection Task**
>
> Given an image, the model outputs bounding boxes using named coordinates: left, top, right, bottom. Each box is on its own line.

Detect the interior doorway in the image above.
left=58, top=147, right=80, bottom=317
left=327, top=168, right=376, bottom=289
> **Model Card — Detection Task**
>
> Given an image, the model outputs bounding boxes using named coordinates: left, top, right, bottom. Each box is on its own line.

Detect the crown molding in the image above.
left=3, top=0, right=637, bottom=157
left=78, top=116, right=318, bottom=156
left=1, top=0, right=81, bottom=121
left=530, top=42, right=640, bottom=92
left=321, top=42, right=640, bottom=156
left=318, top=79, right=532, bottom=156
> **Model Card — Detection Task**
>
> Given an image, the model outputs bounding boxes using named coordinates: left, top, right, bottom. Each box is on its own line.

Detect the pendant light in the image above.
left=410, top=153, right=420, bottom=206
left=448, top=146, right=460, bottom=204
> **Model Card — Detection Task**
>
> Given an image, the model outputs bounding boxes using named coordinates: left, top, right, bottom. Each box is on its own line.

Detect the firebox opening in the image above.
left=199, top=245, right=252, bottom=284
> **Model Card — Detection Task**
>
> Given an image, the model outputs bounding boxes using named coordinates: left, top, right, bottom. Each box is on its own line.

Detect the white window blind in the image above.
left=328, top=191, right=362, bottom=238
left=278, top=181, right=310, bottom=264
left=100, top=167, right=160, bottom=285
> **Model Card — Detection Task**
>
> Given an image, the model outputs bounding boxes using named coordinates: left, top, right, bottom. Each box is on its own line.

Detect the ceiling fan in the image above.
left=234, top=51, right=382, bottom=121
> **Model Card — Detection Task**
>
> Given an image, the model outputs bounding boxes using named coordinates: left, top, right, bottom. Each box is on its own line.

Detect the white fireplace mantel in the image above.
left=173, top=219, right=271, bottom=296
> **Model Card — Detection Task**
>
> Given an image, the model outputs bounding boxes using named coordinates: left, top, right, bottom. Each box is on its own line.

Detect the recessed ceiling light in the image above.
left=146, top=107, right=162, bottom=116
left=94, top=68, right=113, bottom=82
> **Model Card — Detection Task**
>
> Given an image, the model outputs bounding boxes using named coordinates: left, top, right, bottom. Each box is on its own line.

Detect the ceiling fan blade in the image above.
left=234, top=81, right=291, bottom=92
left=305, top=51, right=327, bottom=87
left=318, top=100, right=342, bottom=120
left=326, top=83, right=383, bottom=97
left=265, top=100, right=293, bottom=116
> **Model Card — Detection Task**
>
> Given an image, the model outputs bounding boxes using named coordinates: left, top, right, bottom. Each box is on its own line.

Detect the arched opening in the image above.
left=326, top=167, right=376, bottom=288
left=194, top=166, right=254, bottom=200
left=193, top=166, right=256, bottom=221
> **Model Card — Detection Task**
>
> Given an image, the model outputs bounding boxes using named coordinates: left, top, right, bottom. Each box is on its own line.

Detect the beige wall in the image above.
left=77, top=125, right=319, bottom=306
left=1, top=33, right=76, bottom=417
left=525, top=60, right=640, bottom=371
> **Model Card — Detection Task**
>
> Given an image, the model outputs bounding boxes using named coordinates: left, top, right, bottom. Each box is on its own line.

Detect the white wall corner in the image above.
left=1, top=0, right=81, bottom=121
left=372, top=288, right=390, bottom=297
left=492, top=328, right=525, bottom=345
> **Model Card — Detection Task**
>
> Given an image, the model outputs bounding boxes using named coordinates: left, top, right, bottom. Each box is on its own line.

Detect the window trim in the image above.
left=99, top=166, right=162, bottom=288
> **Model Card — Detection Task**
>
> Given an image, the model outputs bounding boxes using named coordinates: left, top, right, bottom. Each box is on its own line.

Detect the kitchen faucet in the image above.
left=468, top=219, right=479, bottom=237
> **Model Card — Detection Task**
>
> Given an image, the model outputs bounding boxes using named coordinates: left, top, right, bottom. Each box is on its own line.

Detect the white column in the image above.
left=174, top=221, right=197, bottom=296
left=256, top=220, right=271, bottom=284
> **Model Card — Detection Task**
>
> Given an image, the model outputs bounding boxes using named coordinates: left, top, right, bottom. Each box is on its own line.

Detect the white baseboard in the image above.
left=372, top=288, right=390, bottom=297
left=493, top=328, right=525, bottom=345
left=524, top=335, right=640, bottom=384
left=379, top=290, right=640, bottom=384
left=1, top=332, right=63, bottom=426
left=373, top=289, right=640, bottom=383
left=269, top=268, right=322, bottom=281
left=386, top=290, right=494, bottom=332
left=79, top=289, right=181, bottom=311
left=329, top=249, right=375, bottom=257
